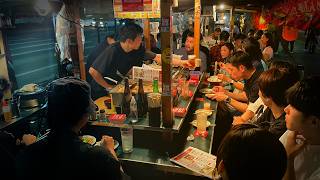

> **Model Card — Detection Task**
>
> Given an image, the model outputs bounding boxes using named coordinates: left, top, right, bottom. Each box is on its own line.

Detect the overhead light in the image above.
left=223, top=16, right=226, bottom=20
left=219, top=4, right=225, bottom=10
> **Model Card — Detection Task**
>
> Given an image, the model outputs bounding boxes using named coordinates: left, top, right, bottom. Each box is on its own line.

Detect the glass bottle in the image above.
left=136, top=79, right=148, bottom=118
left=153, top=78, right=159, bottom=93
left=122, top=78, right=132, bottom=116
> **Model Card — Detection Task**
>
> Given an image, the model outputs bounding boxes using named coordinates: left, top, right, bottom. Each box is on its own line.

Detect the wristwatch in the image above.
left=225, top=97, right=231, bottom=103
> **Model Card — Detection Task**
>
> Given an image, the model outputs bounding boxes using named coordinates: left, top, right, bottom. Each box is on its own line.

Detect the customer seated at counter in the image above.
left=16, top=77, right=123, bottom=180
left=215, top=124, right=287, bottom=180
left=174, top=32, right=207, bottom=72
left=254, top=68, right=299, bottom=139
left=280, top=76, right=320, bottom=180
left=209, top=51, right=262, bottom=114
left=233, top=61, right=299, bottom=125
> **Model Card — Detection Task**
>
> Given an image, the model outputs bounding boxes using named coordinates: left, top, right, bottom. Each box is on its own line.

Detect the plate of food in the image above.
left=207, top=76, right=222, bottom=83
left=195, top=109, right=213, bottom=116
left=81, top=135, right=96, bottom=145
left=205, top=93, right=215, bottom=99
left=95, top=139, right=120, bottom=149
left=191, top=120, right=211, bottom=128
left=199, top=88, right=214, bottom=94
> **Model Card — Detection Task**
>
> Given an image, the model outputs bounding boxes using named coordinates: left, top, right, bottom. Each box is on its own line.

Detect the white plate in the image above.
left=195, top=109, right=213, bottom=116
left=191, top=120, right=211, bottom=128
left=81, top=135, right=96, bottom=145
left=199, top=88, right=213, bottom=94
left=207, top=76, right=222, bottom=83
left=95, top=140, right=120, bottom=150
left=205, top=93, right=215, bottom=98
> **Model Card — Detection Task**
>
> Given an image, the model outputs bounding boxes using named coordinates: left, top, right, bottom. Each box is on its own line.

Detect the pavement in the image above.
left=5, top=22, right=110, bottom=88
left=273, top=32, right=320, bottom=78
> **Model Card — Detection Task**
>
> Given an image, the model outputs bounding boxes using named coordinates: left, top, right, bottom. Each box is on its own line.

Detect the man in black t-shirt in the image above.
left=210, top=51, right=262, bottom=113
left=86, top=34, right=115, bottom=83
left=89, top=23, right=160, bottom=99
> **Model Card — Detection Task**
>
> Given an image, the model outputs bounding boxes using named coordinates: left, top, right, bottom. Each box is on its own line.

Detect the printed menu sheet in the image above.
left=170, top=147, right=217, bottom=179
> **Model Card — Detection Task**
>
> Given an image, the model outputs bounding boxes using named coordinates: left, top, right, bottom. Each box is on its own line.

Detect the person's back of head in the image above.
left=243, top=37, right=263, bottom=62
left=286, top=76, right=320, bottom=120
left=254, top=30, right=264, bottom=40
left=217, top=124, right=287, bottom=180
left=47, top=77, right=94, bottom=132
left=262, top=32, right=274, bottom=48
left=215, top=27, right=222, bottom=33
left=234, top=33, right=247, bottom=41
left=229, top=51, right=254, bottom=70
left=0, top=77, right=10, bottom=99
left=270, top=61, right=300, bottom=81
left=106, top=34, right=116, bottom=45
left=220, top=31, right=230, bottom=42
left=118, top=23, right=143, bottom=42
left=258, top=68, right=299, bottom=107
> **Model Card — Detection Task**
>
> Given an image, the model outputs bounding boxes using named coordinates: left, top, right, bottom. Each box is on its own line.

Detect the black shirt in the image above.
left=86, top=40, right=109, bottom=82
left=244, top=69, right=262, bottom=103
left=16, top=131, right=122, bottom=180
left=255, top=108, right=287, bottom=139
left=90, top=42, right=155, bottom=98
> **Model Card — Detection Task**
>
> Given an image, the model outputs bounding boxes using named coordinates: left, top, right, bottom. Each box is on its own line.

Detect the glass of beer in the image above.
left=196, top=112, right=207, bottom=132
left=147, top=93, right=161, bottom=127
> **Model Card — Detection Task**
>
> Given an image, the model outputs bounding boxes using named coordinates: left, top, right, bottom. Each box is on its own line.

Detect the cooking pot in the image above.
left=13, top=85, right=47, bottom=109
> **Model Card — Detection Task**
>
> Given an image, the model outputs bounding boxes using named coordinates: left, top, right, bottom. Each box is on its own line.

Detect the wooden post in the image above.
left=194, top=0, right=201, bottom=58
left=64, top=0, right=86, bottom=80
left=143, top=19, right=151, bottom=51
left=160, top=0, right=173, bottom=128
left=229, top=6, right=235, bottom=40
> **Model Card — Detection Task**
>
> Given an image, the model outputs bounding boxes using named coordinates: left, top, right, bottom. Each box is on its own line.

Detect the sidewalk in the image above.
left=273, top=31, right=320, bottom=77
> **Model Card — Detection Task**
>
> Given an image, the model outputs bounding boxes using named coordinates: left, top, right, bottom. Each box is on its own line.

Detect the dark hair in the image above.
left=220, top=31, right=230, bottom=42
left=243, top=37, right=263, bottom=62
left=217, top=124, right=287, bottom=180
left=234, top=33, right=247, bottom=41
left=270, top=61, right=300, bottom=81
left=47, top=77, right=93, bottom=132
left=286, top=76, right=320, bottom=119
left=263, top=32, right=274, bottom=49
left=118, top=23, right=143, bottom=42
left=214, top=27, right=221, bottom=32
left=186, top=32, right=194, bottom=38
left=105, top=34, right=115, bottom=40
left=0, top=77, right=10, bottom=99
left=254, top=30, right=264, bottom=40
left=259, top=68, right=299, bottom=106
left=222, top=42, right=235, bottom=53
left=229, top=51, right=254, bottom=70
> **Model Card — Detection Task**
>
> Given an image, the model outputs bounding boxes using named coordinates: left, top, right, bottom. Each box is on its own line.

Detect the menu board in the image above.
left=114, top=0, right=160, bottom=19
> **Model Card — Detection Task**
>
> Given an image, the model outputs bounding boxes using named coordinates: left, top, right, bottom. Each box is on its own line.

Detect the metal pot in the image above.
left=14, top=85, right=47, bottom=109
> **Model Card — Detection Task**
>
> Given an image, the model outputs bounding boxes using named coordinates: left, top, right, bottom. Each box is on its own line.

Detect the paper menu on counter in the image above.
left=132, top=66, right=161, bottom=82
left=170, top=146, right=216, bottom=179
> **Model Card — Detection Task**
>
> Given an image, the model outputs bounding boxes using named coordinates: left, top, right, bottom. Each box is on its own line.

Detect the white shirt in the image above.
left=280, top=130, right=320, bottom=180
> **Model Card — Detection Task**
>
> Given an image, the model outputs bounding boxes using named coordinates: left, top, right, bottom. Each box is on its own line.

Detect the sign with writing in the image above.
left=114, top=0, right=160, bottom=19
